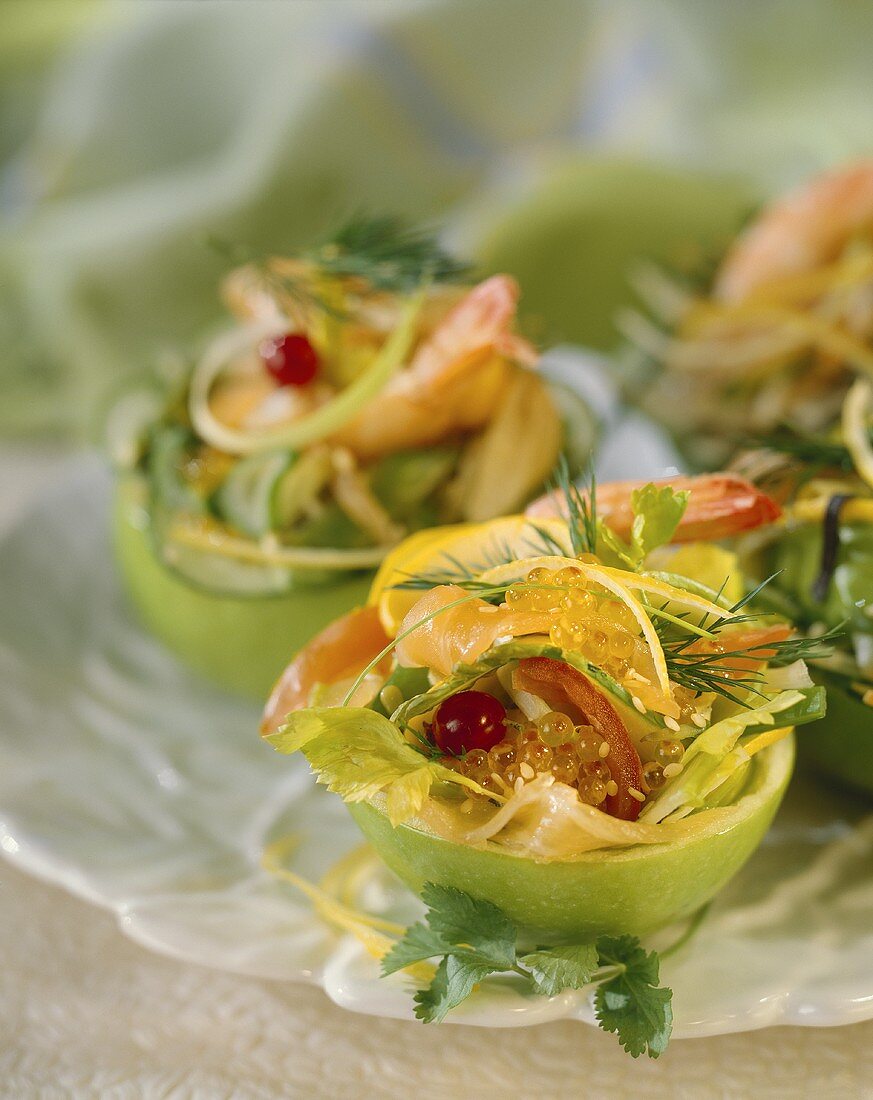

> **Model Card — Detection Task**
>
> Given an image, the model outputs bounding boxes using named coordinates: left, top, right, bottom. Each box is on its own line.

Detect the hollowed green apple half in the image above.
left=798, top=671, right=873, bottom=795
left=347, top=736, right=793, bottom=940
left=114, top=477, right=373, bottom=698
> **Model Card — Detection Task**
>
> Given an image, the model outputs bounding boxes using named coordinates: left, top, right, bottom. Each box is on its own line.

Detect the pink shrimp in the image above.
left=526, top=474, right=781, bottom=542
left=332, top=275, right=538, bottom=459
left=715, top=161, right=873, bottom=302
left=395, top=585, right=552, bottom=678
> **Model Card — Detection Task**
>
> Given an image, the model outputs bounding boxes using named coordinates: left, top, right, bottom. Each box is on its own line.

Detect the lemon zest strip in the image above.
left=576, top=563, right=674, bottom=705
left=843, top=378, right=873, bottom=490
left=743, top=724, right=794, bottom=757
left=596, top=568, right=730, bottom=620
left=166, top=517, right=392, bottom=569
left=261, top=836, right=436, bottom=981
left=684, top=304, right=873, bottom=379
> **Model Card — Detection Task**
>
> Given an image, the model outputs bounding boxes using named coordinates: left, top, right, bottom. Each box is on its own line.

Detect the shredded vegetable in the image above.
left=190, top=293, right=425, bottom=454
left=843, top=377, right=873, bottom=489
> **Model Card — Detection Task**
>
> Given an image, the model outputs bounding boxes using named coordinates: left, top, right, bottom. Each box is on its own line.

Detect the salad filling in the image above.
left=263, top=471, right=827, bottom=855
left=732, top=383, right=872, bottom=741
left=621, top=161, right=873, bottom=469
left=113, top=217, right=595, bottom=596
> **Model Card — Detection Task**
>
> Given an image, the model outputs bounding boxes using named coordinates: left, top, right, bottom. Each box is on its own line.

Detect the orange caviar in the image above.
left=442, top=712, right=685, bottom=808
left=439, top=565, right=695, bottom=809
left=443, top=707, right=646, bottom=808
left=506, top=567, right=662, bottom=699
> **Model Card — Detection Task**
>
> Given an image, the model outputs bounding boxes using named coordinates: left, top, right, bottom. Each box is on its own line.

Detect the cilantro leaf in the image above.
left=629, top=483, right=689, bottom=561
left=519, top=943, right=599, bottom=996
left=381, top=920, right=452, bottom=974
left=594, top=935, right=673, bottom=1059
left=382, top=883, right=516, bottom=975
left=383, top=885, right=673, bottom=1062
left=597, top=482, right=689, bottom=571
left=413, top=956, right=494, bottom=1023
left=420, top=883, right=517, bottom=969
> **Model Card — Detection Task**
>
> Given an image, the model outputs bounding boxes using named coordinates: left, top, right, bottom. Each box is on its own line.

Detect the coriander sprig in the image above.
left=381, top=882, right=673, bottom=1059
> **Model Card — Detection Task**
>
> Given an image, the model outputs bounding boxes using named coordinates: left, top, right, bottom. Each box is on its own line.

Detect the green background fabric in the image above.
left=2, top=0, right=872, bottom=439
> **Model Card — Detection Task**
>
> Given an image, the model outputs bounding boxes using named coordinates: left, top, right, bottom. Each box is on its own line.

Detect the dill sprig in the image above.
left=391, top=536, right=521, bottom=593
left=744, top=424, right=857, bottom=472
left=534, top=456, right=597, bottom=557
left=662, top=651, right=763, bottom=707
left=313, top=214, right=472, bottom=292
left=210, top=214, right=471, bottom=318
left=658, top=581, right=841, bottom=704
left=661, top=628, right=840, bottom=706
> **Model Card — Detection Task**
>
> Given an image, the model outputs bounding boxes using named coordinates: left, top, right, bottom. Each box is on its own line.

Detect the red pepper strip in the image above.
left=513, top=656, right=644, bottom=821
left=261, top=606, right=390, bottom=734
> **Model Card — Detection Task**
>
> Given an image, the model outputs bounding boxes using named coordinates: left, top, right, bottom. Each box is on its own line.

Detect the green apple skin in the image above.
left=347, top=738, right=793, bottom=940
left=477, top=158, right=755, bottom=352
left=798, top=672, right=873, bottom=795
left=114, top=478, right=372, bottom=699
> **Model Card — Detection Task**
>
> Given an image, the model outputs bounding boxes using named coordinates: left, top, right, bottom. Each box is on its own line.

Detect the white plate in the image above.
left=2, top=457, right=873, bottom=1038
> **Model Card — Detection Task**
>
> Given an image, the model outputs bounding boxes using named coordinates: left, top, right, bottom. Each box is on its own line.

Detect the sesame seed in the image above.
left=598, top=741, right=611, bottom=758
left=460, top=798, right=475, bottom=814
left=514, top=777, right=525, bottom=792
left=692, top=713, right=707, bottom=728
left=520, top=762, right=535, bottom=780
left=606, top=780, right=618, bottom=797
left=632, top=696, right=646, bottom=714
left=663, top=762, right=683, bottom=778
left=664, top=716, right=680, bottom=732
left=478, top=604, right=500, bottom=614
left=628, top=787, right=646, bottom=802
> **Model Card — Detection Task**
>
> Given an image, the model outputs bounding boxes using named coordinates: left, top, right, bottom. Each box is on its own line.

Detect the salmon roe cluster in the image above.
left=505, top=565, right=710, bottom=726
left=506, top=565, right=656, bottom=688
left=441, top=708, right=686, bottom=806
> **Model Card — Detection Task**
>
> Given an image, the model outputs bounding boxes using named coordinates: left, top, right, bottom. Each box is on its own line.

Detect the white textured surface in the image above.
left=1, top=448, right=873, bottom=1092
left=3, top=861, right=873, bottom=1098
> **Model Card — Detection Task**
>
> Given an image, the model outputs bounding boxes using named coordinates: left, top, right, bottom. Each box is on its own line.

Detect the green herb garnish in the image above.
left=660, top=616, right=840, bottom=705
left=211, top=213, right=471, bottom=318
left=747, top=424, right=859, bottom=472
left=315, top=213, right=472, bottom=292
left=382, top=883, right=673, bottom=1058
left=533, top=456, right=598, bottom=557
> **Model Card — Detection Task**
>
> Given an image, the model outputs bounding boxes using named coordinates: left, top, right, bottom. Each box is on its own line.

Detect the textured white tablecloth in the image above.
left=2, top=447, right=871, bottom=1098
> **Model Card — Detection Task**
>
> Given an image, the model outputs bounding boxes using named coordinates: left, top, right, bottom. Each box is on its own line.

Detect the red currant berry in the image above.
left=259, top=333, right=319, bottom=387
left=432, top=690, right=507, bottom=756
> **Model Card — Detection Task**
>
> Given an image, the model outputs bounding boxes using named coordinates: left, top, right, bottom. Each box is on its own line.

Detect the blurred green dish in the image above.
left=478, top=158, right=754, bottom=350
left=767, top=520, right=873, bottom=796
left=347, top=736, right=793, bottom=940
left=115, top=475, right=373, bottom=698
left=799, top=670, right=873, bottom=795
